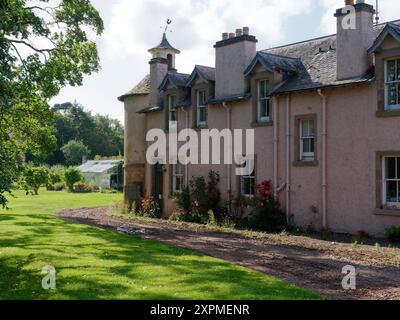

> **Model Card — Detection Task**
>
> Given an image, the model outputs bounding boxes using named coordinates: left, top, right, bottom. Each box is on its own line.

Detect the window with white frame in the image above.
left=299, top=119, right=315, bottom=162
left=385, top=58, right=400, bottom=110
left=383, top=156, right=400, bottom=207
left=168, top=95, right=177, bottom=128
left=197, top=90, right=207, bottom=127
left=240, top=160, right=255, bottom=197
left=258, top=79, right=271, bottom=122
left=172, top=163, right=184, bottom=193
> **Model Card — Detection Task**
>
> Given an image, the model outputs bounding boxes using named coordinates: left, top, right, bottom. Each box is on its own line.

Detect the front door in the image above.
left=153, top=164, right=164, bottom=214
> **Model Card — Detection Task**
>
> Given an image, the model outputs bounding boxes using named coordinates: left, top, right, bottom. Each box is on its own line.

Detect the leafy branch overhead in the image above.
left=0, top=0, right=104, bottom=208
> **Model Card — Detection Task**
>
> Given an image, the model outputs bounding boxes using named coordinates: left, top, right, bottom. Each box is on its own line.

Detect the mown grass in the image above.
left=0, top=189, right=322, bottom=300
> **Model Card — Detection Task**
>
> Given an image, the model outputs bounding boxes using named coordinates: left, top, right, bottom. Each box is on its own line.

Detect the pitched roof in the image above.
left=118, top=75, right=150, bottom=101
left=159, top=70, right=190, bottom=91
left=368, top=22, right=400, bottom=54
left=186, top=65, right=216, bottom=87
left=262, top=21, right=400, bottom=94
left=244, top=52, right=301, bottom=77
left=148, top=33, right=180, bottom=54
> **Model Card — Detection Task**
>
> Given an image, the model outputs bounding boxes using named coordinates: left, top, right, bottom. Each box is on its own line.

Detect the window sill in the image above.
left=376, top=110, right=400, bottom=118
left=293, top=160, right=319, bottom=167
left=251, top=121, right=273, bottom=128
left=374, top=208, right=400, bottom=217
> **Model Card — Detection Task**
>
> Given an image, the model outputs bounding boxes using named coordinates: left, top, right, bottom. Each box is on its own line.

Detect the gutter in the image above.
left=285, top=95, right=291, bottom=225
left=272, top=96, right=279, bottom=198
left=317, top=89, right=328, bottom=229
left=222, top=102, right=232, bottom=207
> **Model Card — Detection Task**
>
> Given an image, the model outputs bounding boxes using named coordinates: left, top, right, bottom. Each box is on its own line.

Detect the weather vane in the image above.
left=163, top=19, right=172, bottom=34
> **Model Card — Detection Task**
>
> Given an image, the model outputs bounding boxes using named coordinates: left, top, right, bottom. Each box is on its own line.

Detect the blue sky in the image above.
left=50, top=0, right=400, bottom=122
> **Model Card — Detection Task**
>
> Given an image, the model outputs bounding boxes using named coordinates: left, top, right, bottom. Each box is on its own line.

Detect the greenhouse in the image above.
left=77, top=160, right=124, bottom=189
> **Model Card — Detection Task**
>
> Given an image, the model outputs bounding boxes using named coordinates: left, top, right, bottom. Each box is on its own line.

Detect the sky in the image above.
left=50, top=0, right=400, bottom=123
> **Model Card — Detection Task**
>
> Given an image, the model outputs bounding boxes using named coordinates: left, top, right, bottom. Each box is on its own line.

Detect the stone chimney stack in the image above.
left=148, top=33, right=180, bottom=105
left=335, top=0, right=375, bottom=80
left=214, top=27, right=257, bottom=98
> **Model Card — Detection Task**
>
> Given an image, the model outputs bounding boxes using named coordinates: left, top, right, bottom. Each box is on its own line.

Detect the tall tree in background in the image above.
left=0, top=0, right=104, bottom=207
left=40, top=102, right=124, bottom=165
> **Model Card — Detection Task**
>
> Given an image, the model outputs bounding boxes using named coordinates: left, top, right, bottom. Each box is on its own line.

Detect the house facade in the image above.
left=119, top=1, right=400, bottom=236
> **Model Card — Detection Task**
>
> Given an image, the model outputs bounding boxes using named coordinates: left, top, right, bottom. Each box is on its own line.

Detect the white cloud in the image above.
left=104, top=0, right=313, bottom=73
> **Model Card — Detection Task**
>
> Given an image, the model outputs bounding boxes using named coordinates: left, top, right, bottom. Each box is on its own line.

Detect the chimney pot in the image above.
left=243, top=27, right=250, bottom=35
left=228, top=33, right=235, bottom=39
left=236, top=28, right=243, bottom=37
left=222, top=32, right=229, bottom=40
left=345, top=0, right=354, bottom=5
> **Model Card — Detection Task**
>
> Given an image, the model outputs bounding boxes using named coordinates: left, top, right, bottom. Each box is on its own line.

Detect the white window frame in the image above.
left=172, top=163, right=184, bottom=193
left=257, top=79, right=271, bottom=122
left=382, top=156, right=400, bottom=207
left=384, top=57, right=400, bottom=110
left=196, top=90, right=207, bottom=127
left=240, top=160, right=255, bottom=198
left=168, top=95, right=177, bottom=129
left=299, top=119, right=315, bottom=162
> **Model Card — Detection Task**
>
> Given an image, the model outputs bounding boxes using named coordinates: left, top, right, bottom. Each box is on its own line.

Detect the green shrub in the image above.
left=22, top=166, right=49, bottom=195
left=64, top=167, right=83, bottom=192
left=386, top=226, right=400, bottom=243
left=46, top=166, right=65, bottom=190
left=73, top=182, right=99, bottom=193
left=140, top=197, right=160, bottom=218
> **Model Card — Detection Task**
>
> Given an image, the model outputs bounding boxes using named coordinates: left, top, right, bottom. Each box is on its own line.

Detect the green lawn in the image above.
left=0, top=189, right=322, bottom=300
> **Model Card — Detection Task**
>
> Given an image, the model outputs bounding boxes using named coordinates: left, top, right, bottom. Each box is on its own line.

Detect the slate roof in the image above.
left=244, top=52, right=301, bottom=76
left=368, top=22, right=400, bottom=54
left=159, top=70, right=190, bottom=91
left=137, top=105, right=162, bottom=114
left=262, top=21, right=400, bottom=94
left=186, top=65, right=216, bottom=87
left=148, top=33, right=180, bottom=54
left=208, top=93, right=252, bottom=105
left=118, top=75, right=150, bottom=101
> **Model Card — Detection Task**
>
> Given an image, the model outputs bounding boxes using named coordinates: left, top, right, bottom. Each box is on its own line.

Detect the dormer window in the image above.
left=168, top=95, right=177, bottom=129
left=258, top=79, right=271, bottom=122
left=385, top=58, right=400, bottom=110
left=196, top=90, right=207, bottom=127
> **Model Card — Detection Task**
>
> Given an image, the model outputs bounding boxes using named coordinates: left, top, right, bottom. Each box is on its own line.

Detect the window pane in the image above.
left=301, top=120, right=309, bottom=137
left=388, top=84, right=397, bottom=106
left=398, top=157, right=400, bottom=179
left=199, top=107, right=207, bottom=122
left=259, top=80, right=268, bottom=98
left=309, top=120, right=315, bottom=136
left=310, top=138, right=315, bottom=153
left=198, top=91, right=206, bottom=106
left=387, top=180, right=397, bottom=203
left=398, top=83, right=400, bottom=105
left=303, top=139, right=311, bottom=153
left=260, top=99, right=267, bottom=118
left=386, top=157, right=396, bottom=179
left=387, top=60, right=396, bottom=82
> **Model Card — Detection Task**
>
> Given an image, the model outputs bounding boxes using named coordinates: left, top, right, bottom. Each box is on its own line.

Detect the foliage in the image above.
left=246, top=180, right=287, bottom=232
left=46, top=165, right=65, bottom=190
left=386, top=226, right=400, bottom=243
left=0, top=0, right=104, bottom=207
left=21, top=166, right=49, bottom=195
left=175, top=171, right=221, bottom=224
left=61, top=140, right=90, bottom=166
left=73, top=182, right=99, bottom=193
left=31, top=102, right=124, bottom=165
left=64, top=167, right=83, bottom=192
left=140, top=197, right=161, bottom=218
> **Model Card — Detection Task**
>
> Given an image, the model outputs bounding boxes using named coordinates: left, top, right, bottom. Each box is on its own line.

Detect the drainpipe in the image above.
left=181, top=106, right=190, bottom=185
left=272, top=96, right=279, bottom=198
left=223, top=102, right=232, bottom=207
left=317, top=89, right=328, bottom=229
left=285, top=95, right=291, bottom=225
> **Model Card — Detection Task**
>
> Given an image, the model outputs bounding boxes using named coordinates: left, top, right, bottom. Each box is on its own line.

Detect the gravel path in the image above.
left=57, top=207, right=400, bottom=300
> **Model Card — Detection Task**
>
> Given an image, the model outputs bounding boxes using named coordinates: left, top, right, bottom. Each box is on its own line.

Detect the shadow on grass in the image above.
left=0, top=212, right=321, bottom=300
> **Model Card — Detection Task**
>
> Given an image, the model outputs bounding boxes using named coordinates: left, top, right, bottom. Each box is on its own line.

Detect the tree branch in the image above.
left=4, top=38, right=53, bottom=61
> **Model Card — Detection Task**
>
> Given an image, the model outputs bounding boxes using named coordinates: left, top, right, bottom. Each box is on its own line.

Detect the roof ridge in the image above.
left=259, top=51, right=301, bottom=61
left=264, top=19, right=400, bottom=52
left=196, top=64, right=215, bottom=69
